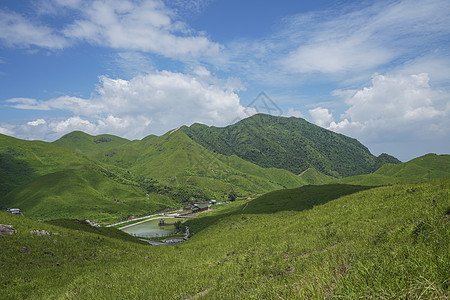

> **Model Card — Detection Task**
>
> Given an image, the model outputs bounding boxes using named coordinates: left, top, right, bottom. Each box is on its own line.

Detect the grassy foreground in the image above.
left=0, top=180, right=448, bottom=299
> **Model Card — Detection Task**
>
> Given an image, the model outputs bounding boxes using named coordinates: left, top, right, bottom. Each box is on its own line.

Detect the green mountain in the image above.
left=182, top=113, right=400, bottom=177
left=0, top=134, right=175, bottom=222
left=53, top=131, right=130, bottom=156
left=336, top=153, right=450, bottom=186
left=1, top=179, right=448, bottom=298
left=2, top=129, right=331, bottom=222
left=55, top=130, right=331, bottom=201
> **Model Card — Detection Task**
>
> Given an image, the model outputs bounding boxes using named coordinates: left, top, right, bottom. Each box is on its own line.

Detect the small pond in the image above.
left=122, top=217, right=180, bottom=238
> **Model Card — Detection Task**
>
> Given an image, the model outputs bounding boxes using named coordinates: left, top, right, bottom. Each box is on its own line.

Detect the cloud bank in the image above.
left=308, top=72, right=449, bottom=159
left=3, top=70, right=247, bottom=141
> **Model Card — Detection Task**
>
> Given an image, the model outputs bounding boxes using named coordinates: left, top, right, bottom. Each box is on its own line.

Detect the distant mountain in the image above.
left=1, top=128, right=331, bottom=221
left=182, top=114, right=400, bottom=177
left=336, top=153, right=450, bottom=186
left=53, top=131, right=131, bottom=155
left=54, top=130, right=331, bottom=200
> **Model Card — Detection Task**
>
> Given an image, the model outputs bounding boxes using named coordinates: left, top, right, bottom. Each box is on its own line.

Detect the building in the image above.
left=6, top=208, right=21, bottom=215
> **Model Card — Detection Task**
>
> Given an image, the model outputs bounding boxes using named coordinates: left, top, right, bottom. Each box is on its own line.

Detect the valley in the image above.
left=0, top=114, right=448, bottom=299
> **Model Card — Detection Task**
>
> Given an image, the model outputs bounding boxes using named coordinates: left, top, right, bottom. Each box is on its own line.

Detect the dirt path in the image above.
left=298, top=168, right=311, bottom=176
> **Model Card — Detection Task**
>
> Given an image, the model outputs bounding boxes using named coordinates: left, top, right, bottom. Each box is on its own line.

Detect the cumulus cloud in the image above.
left=27, top=119, right=47, bottom=126
left=4, top=70, right=246, bottom=141
left=0, top=0, right=221, bottom=59
left=309, top=72, right=449, bottom=158
left=285, top=108, right=303, bottom=118
left=309, top=107, right=334, bottom=128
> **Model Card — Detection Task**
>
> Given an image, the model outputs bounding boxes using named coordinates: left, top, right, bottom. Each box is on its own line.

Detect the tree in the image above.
left=228, top=191, right=237, bottom=202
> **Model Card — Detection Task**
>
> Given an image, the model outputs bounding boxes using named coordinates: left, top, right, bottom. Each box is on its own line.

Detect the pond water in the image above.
left=122, top=217, right=178, bottom=237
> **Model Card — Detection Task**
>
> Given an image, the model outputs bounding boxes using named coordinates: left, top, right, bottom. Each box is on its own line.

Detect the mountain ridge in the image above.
left=182, top=114, right=400, bottom=177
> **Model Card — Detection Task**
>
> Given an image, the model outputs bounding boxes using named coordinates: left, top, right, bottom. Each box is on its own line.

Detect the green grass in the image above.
left=336, top=153, right=450, bottom=186
left=2, top=167, right=176, bottom=223
left=185, top=184, right=373, bottom=234
left=1, top=179, right=448, bottom=299
left=52, top=131, right=130, bottom=156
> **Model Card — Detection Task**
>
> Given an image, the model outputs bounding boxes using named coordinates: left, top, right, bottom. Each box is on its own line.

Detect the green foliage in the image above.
left=228, top=191, right=237, bottom=201
left=183, top=114, right=400, bottom=177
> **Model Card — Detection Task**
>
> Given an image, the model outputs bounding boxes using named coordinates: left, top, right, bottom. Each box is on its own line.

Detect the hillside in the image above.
left=182, top=114, right=400, bottom=177
left=0, top=134, right=95, bottom=196
left=2, top=167, right=174, bottom=222
left=53, top=131, right=131, bottom=156
left=0, top=134, right=175, bottom=222
left=2, top=130, right=331, bottom=222
left=1, top=179, right=448, bottom=298
left=54, top=129, right=332, bottom=201
left=336, top=153, right=450, bottom=186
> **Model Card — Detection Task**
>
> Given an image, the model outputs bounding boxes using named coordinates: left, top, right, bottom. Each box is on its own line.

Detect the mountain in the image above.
left=54, top=130, right=331, bottom=201
left=53, top=131, right=131, bottom=155
left=182, top=113, right=400, bottom=177
left=2, top=129, right=331, bottom=221
left=336, top=153, right=450, bottom=185
left=0, top=133, right=175, bottom=222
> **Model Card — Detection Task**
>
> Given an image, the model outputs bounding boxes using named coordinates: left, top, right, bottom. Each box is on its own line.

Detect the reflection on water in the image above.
left=122, top=218, right=177, bottom=237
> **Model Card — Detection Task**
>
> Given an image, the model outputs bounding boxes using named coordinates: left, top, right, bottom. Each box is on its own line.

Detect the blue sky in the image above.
left=0, top=0, right=449, bottom=161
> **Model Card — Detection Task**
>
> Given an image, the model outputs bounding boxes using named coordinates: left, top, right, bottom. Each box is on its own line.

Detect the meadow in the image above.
left=1, top=179, right=448, bottom=299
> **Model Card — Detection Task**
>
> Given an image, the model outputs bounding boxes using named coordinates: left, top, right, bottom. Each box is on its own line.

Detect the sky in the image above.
left=0, top=0, right=449, bottom=161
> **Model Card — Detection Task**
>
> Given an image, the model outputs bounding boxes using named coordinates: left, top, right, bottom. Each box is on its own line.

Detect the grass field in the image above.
left=336, top=153, right=450, bottom=186
left=1, top=179, right=448, bottom=299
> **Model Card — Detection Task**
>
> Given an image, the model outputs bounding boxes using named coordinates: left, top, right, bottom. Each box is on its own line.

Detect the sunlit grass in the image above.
left=1, top=179, right=448, bottom=299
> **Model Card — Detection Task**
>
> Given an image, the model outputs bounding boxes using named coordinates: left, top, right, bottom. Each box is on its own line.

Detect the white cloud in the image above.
left=309, top=72, right=449, bottom=159
left=0, top=10, right=67, bottom=49
left=309, top=107, right=334, bottom=128
left=279, top=0, right=450, bottom=75
left=4, top=70, right=246, bottom=141
left=61, top=0, right=221, bottom=58
left=285, top=108, right=303, bottom=118
left=0, top=126, right=14, bottom=136
left=0, top=0, right=221, bottom=59
left=27, top=119, right=47, bottom=126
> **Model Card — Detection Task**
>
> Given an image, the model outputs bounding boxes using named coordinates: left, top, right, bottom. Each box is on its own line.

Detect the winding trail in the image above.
left=298, top=168, right=311, bottom=176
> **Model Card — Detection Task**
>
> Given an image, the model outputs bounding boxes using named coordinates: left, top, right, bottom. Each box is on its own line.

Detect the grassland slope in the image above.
left=1, top=179, right=448, bottom=299
left=66, top=129, right=332, bottom=200
left=337, top=153, right=450, bottom=186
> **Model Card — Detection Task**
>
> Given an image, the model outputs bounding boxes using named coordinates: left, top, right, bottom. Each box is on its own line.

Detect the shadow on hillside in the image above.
left=186, top=184, right=375, bottom=234
left=0, top=152, right=36, bottom=198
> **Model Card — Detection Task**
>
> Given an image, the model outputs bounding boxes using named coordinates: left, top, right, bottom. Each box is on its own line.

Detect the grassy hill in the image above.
left=1, top=179, right=448, bottom=299
left=2, top=130, right=332, bottom=222
left=0, top=134, right=92, bottom=196
left=182, top=114, right=400, bottom=177
left=54, top=129, right=332, bottom=201
left=2, top=167, right=174, bottom=222
left=52, top=131, right=131, bottom=156
left=0, top=133, right=176, bottom=222
left=336, top=153, right=450, bottom=186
